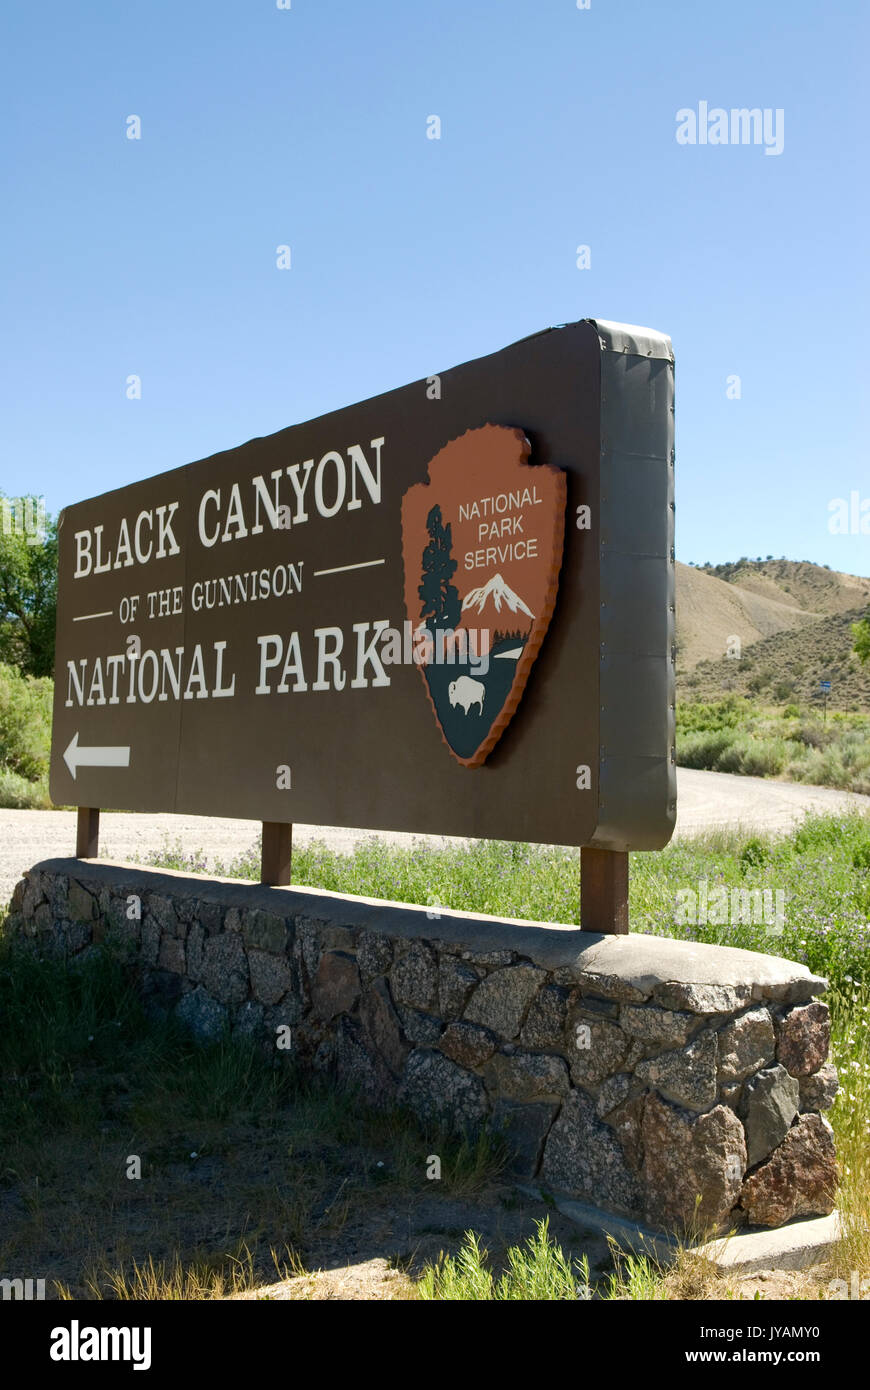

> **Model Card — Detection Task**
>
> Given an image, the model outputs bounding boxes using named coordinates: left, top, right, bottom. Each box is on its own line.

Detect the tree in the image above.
left=418, top=504, right=461, bottom=633
left=853, top=616, right=870, bottom=666
left=0, top=493, right=58, bottom=677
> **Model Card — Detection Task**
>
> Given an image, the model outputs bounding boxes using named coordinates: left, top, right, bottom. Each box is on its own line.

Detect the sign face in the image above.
left=50, top=318, right=676, bottom=850
left=820, top=680, right=832, bottom=692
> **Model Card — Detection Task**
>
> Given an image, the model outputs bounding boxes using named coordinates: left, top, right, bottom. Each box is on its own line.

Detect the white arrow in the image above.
left=63, top=732, right=131, bottom=780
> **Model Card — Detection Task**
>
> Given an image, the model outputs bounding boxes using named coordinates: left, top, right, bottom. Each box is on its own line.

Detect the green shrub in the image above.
left=676, top=729, right=736, bottom=769
left=838, top=729, right=870, bottom=773
left=0, top=767, right=50, bottom=809
left=0, top=662, right=52, bottom=780
left=793, top=815, right=855, bottom=855
left=747, top=668, right=773, bottom=693
left=739, top=837, right=769, bottom=870
left=675, top=698, right=870, bottom=791
left=795, top=721, right=832, bottom=750
left=794, top=746, right=849, bottom=788
left=417, top=1218, right=591, bottom=1300
left=676, top=698, right=740, bottom=734
left=715, top=736, right=787, bottom=777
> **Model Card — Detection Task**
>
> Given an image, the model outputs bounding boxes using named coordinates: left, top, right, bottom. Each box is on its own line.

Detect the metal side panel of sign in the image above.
left=49, top=318, right=676, bottom=849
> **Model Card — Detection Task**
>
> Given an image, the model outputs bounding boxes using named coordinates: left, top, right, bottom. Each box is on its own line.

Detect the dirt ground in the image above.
left=0, top=1080, right=838, bottom=1301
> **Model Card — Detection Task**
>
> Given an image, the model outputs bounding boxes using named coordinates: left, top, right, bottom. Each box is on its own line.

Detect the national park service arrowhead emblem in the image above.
left=401, top=424, right=566, bottom=767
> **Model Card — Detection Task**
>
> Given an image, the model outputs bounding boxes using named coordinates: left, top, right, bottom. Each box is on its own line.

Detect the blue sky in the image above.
left=1, top=0, right=867, bottom=571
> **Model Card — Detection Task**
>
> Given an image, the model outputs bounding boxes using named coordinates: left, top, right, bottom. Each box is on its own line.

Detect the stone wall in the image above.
left=5, top=858, right=839, bottom=1234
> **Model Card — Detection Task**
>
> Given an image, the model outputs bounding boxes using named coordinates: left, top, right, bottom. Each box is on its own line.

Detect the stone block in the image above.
left=483, top=1050, right=570, bottom=1103
left=248, top=949, right=293, bottom=1005
left=540, top=1089, right=641, bottom=1214
left=740, top=1064, right=800, bottom=1167
left=398, top=1049, right=489, bottom=1131
left=635, top=1032, right=718, bottom=1112
left=799, top=1062, right=839, bottom=1113
left=464, top=964, right=546, bottom=1038
left=491, top=1100, right=558, bottom=1177
left=391, top=942, right=438, bottom=1011
left=520, top=984, right=571, bottom=1047
left=642, top=1093, right=746, bottom=1232
left=438, top=1020, right=498, bottom=1070
left=776, top=1001, right=831, bottom=1078
left=717, top=1007, right=776, bottom=1084
left=311, top=950, right=360, bottom=1020
left=200, top=931, right=250, bottom=1005
left=740, top=1114, right=838, bottom=1226
left=176, top=986, right=228, bottom=1042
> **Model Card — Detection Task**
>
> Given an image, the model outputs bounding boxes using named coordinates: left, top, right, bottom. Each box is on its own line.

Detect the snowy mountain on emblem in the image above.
left=461, top=573, right=534, bottom=619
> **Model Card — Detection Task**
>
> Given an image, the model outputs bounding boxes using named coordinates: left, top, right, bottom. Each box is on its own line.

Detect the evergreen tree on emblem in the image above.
left=418, top=504, right=461, bottom=634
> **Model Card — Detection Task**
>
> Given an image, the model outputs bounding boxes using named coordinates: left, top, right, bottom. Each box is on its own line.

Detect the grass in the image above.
left=826, top=977, right=870, bottom=1280
left=66, top=1243, right=305, bottom=1301
left=414, top=1220, right=831, bottom=1300
left=0, top=766, right=50, bottom=808
left=676, top=696, right=870, bottom=794
left=417, top=1217, right=592, bottom=1299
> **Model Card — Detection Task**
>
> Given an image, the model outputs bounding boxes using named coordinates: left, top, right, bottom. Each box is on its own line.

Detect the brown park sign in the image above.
left=50, top=318, right=676, bottom=850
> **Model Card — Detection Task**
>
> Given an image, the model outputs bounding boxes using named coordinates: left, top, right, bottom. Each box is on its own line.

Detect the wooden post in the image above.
left=261, top=822, right=292, bottom=886
left=76, top=806, right=100, bottom=859
left=581, top=847, right=629, bottom=935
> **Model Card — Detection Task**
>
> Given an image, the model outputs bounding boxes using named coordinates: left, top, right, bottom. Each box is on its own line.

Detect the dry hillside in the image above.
left=675, top=559, right=870, bottom=711
left=676, top=564, right=814, bottom=668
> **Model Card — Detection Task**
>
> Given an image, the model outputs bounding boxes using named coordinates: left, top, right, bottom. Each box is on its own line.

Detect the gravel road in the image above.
left=2, top=767, right=868, bottom=909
